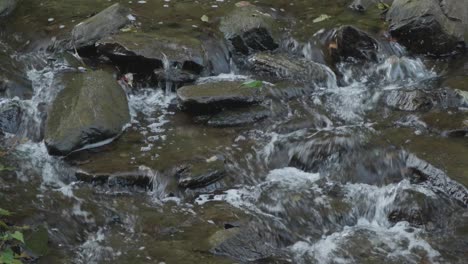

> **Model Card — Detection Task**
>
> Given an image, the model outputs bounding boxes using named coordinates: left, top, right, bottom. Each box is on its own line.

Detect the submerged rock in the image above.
left=209, top=224, right=285, bottom=262
left=0, top=72, right=33, bottom=100
left=387, top=0, right=468, bottom=56
left=382, top=88, right=463, bottom=111
left=0, top=100, right=23, bottom=135
left=0, top=0, right=16, bottom=17
left=71, top=3, right=132, bottom=49
left=177, top=81, right=264, bottom=113
left=177, top=157, right=226, bottom=189
left=349, top=0, right=394, bottom=12
left=45, top=70, right=130, bottom=156
left=207, top=105, right=270, bottom=127
left=329, top=25, right=380, bottom=63
left=220, top=5, right=279, bottom=56
left=248, top=52, right=334, bottom=86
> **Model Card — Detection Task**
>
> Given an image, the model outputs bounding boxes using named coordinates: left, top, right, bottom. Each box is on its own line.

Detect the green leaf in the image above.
left=377, top=2, right=390, bottom=10
left=10, top=231, right=24, bottom=243
left=242, top=80, right=263, bottom=88
left=0, top=248, right=14, bottom=263
left=313, top=14, right=331, bottom=23
left=201, top=15, right=209, bottom=22
left=0, top=208, right=11, bottom=216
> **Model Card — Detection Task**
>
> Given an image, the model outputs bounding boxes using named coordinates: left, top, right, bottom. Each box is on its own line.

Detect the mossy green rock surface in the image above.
left=45, top=70, right=130, bottom=156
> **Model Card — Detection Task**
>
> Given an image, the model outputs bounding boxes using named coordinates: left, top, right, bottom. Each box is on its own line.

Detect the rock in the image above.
left=209, top=224, right=284, bottom=262
left=383, top=89, right=433, bottom=111
left=71, top=3, right=132, bottom=49
left=177, top=81, right=264, bottom=113
left=403, top=152, right=468, bottom=206
left=387, top=0, right=468, bottom=56
left=97, top=32, right=229, bottom=83
left=44, top=70, right=130, bottom=156
left=382, top=88, right=463, bottom=111
left=329, top=26, right=380, bottom=63
left=207, top=105, right=270, bottom=127
left=0, top=100, right=23, bottom=134
left=177, top=157, right=226, bottom=189
left=349, top=0, right=394, bottom=12
left=248, top=52, right=334, bottom=86
left=0, top=72, right=33, bottom=100
left=0, top=0, right=16, bottom=17
left=220, top=5, right=279, bottom=56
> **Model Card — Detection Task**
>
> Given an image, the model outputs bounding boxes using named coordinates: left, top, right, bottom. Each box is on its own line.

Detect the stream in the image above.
left=0, top=0, right=467, bottom=263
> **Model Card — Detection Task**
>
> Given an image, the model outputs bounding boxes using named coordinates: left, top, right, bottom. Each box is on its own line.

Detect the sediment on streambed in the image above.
left=0, top=0, right=467, bottom=263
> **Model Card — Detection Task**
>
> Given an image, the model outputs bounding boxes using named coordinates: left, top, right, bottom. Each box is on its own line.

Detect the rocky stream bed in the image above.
left=0, top=0, right=467, bottom=263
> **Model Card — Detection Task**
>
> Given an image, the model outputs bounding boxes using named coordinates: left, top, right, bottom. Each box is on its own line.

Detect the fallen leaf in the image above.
left=313, top=14, right=331, bottom=23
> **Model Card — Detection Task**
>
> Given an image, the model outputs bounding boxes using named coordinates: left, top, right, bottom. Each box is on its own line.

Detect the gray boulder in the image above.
left=71, top=3, right=132, bottom=49
left=248, top=52, right=334, bottom=86
left=45, top=70, right=130, bottom=156
left=0, top=0, right=16, bottom=17
left=177, top=81, right=264, bottom=113
left=220, top=5, right=279, bottom=56
left=387, top=0, right=468, bottom=56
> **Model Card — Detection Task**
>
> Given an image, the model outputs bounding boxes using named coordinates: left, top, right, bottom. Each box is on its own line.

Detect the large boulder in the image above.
left=71, top=3, right=132, bottom=49
left=329, top=26, right=381, bottom=63
left=387, top=0, right=468, bottom=56
left=0, top=0, right=16, bottom=17
left=44, top=70, right=130, bottom=156
left=220, top=5, right=280, bottom=56
left=177, top=81, right=264, bottom=113
left=248, top=52, right=334, bottom=86
left=97, top=32, right=230, bottom=83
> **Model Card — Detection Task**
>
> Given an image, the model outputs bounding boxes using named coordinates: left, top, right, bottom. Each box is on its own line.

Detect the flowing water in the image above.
left=0, top=0, right=467, bottom=263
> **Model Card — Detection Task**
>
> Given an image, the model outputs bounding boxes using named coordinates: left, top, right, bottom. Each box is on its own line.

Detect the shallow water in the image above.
left=0, top=0, right=467, bottom=263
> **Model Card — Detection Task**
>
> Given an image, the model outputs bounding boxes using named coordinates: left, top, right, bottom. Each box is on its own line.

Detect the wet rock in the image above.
left=44, top=70, right=130, bottom=156
left=0, top=72, right=33, bottom=100
left=382, top=88, right=463, bottom=111
left=0, top=0, right=16, bottom=17
left=404, top=152, right=468, bottom=206
left=387, top=0, right=468, bottom=56
left=177, top=81, right=264, bottom=113
left=0, top=100, right=23, bottom=134
left=329, top=25, right=380, bottom=63
left=71, top=3, right=132, bottom=49
left=349, top=0, right=393, bottom=12
left=389, top=190, right=433, bottom=226
left=209, top=224, right=285, bottom=262
left=207, top=105, right=270, bottom=127
left=76, top=170, right=152, bottom=189
left=177, top=156, right=226, bottom=189
left=220, top=5, right=279, bottom=56
left=383, top=89, right=433, bottom=111
left=97, top=32, right=229, bottom=83
left=248, top=52, right=334, bottom=86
